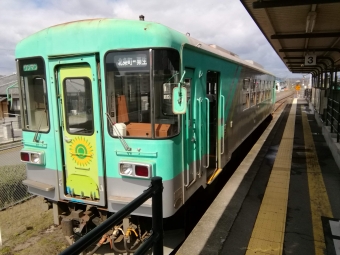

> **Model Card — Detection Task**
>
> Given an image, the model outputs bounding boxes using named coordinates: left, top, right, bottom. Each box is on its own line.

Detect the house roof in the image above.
left=0, top=74, right=19, bottom=95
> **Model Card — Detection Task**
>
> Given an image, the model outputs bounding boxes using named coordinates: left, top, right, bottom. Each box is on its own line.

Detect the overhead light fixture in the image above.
left=306, top=11, right=317, bottom=33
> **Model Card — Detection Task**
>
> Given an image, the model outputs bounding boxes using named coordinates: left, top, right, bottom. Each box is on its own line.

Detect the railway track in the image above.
left=274, top=91, right=295, bottom=112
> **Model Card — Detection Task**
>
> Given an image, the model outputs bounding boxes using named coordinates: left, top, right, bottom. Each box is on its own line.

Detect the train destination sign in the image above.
left=114, top=54, right=148, bottom=68
left=23, top=64, right=38, bottom=71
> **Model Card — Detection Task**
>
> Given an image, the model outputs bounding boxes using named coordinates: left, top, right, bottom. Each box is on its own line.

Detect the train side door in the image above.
left=206, top=71, right=221, bottom=184
left=54, top=56, right=106, bottom=206
left=183, top=68, right=200, bottom=191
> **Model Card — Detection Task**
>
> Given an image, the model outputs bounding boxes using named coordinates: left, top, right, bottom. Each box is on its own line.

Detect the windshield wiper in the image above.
left=105, top=113, right=131, bottom=151
left=166, top=72, right=180, bottom=83
left=33, top=111, right=45, bottom=143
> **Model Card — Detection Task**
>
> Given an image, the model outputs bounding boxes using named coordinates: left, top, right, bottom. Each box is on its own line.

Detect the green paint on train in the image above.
left=17, top=18, right=275, bottom=218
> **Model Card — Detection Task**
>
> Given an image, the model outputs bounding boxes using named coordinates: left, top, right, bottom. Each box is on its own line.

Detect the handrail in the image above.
left=59, top=177, right=164, bottom=255
left=197, top=98, right=203, bottom=177
left=6, top=82, right=17, bottom=110
left=203, top=98, right=210, bottom=168
left=184, top=100, right=197, bottom=188
left=220, top=95, right=225, bottom=155
left=149, top=49, right=155, bottom=138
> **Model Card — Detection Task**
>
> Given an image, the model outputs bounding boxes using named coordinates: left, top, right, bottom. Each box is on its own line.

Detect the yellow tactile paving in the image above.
left=246, top=99, right=297, bottom=255
left=248, top=237, right=281, bottom=255
left=260, top=202, right=286, bottom=214
left=251, top=227, right=282, bottom=242
left=302, top=110, right=333, bottom=255
left=246, top=101, right=335, bottom=255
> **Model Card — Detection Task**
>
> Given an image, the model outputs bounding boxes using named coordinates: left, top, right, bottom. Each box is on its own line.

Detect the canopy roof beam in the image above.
left=253, top=0, right=340, bottom=9
left=272, top=33, right=340, bottom=39
left=279, top=48, right=340, bottom=53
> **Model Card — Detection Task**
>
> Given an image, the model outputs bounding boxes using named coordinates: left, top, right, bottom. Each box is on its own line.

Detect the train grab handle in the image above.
left=203, top=97, right=210, bottom=168
left=184, top=100, right=197, bottom=188
left=220, top=95, right=225, bottom=155
left=197, top=98, right=202, bottom=177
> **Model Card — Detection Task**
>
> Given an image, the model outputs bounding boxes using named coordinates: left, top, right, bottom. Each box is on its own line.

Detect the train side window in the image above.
left=184, top=78, right=192, bottom=126
left=267, top=81, right=270, bottom=97
left=256, top=80, right=260, bottom=104
left=259, top=80, right=262, bottom=104
left=261, top=81, right=266, bottom=102
left=206, top=71, right=219, bottom=134
left=250, top=79, right=256, bottom=107
left=242, top=78, right=250, bottom=110
left=184, top=78, right=191, bottom=100
left=18, top=57, right=50, bottom=133
left=257, top=80, right=260, bottom=103
left=267, top=81, right=270, bottom=99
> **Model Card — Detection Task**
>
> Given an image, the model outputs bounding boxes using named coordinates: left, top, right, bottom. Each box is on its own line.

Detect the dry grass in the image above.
left=0, top=196, right=68, bottom=255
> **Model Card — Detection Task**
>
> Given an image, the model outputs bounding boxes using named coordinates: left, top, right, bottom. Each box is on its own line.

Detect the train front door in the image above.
left=54, top=56, right=106, bottom=206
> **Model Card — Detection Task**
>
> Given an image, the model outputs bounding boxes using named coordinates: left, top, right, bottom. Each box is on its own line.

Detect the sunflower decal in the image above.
left=69, top=137, right=94, bottom=166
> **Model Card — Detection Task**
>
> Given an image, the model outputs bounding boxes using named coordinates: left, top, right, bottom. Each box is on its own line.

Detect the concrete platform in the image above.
left=176, top=98, right=340, bottom=255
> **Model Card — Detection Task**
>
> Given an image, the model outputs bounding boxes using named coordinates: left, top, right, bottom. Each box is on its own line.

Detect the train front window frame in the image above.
left=105, top=48, right=180, bottom=139
left=18, top=57, right=50, bottom=133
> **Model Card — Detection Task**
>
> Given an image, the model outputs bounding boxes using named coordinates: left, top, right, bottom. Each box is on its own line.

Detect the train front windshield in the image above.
left=18, top=57, right=49, bottom=132
left=105, top=49, right=180, bottom=138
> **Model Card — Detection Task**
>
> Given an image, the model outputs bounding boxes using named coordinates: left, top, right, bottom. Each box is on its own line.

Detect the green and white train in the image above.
left=17, top=18, right=275, bottom=249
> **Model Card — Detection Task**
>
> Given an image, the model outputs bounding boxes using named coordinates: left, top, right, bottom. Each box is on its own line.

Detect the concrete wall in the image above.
left=1, top=116, right=21, bottom=129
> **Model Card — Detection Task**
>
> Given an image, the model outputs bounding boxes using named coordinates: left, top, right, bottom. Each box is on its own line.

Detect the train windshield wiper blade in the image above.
left=33, top=112, right=45, bottom=142
left=105, top=113, right=131, bottom=151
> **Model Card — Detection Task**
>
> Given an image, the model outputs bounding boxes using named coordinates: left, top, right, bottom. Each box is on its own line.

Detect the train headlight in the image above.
left=31, top=153, right=41, bottom=164
left=120, top=164, right=133, bottom=176
left=119, top=162, right=152, bottom=179
left=20, top=150, right=45, bottom=165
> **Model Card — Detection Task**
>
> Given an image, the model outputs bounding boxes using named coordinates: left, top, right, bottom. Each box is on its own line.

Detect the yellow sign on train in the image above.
left=295, top=85, right=301, bottom=91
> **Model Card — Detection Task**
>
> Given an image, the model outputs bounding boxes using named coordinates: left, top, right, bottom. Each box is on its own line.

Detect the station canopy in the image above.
left=240, top=0, right=340, bottom=75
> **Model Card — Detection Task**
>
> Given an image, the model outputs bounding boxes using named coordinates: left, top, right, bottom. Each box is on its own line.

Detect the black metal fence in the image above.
left=59, top=177, right=164, bottom=255
left=326, top=89, right=340, bottom=142
left=304, top=88, right=312, bottom=101
left=0, top=115, right=26, bottom=211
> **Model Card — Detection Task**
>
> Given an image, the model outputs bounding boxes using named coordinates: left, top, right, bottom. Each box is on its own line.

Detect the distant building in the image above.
left=0, top=74, right=20, bottom=119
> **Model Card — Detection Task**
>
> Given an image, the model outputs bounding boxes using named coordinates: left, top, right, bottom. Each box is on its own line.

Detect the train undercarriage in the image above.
left=53, top=201, right=154, bottom=254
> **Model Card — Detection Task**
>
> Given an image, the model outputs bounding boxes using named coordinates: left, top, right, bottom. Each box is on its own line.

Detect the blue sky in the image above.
left=0, top=0, right=301, bottom=78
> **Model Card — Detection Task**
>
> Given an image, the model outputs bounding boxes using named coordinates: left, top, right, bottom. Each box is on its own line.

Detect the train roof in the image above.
left=16, top=18, right=274, bottom=77
left=184, top=34, right=274, bottom=76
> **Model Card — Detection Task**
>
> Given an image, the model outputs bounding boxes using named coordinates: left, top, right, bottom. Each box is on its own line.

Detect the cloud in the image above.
left=0, top=0, right=295, bottom=77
